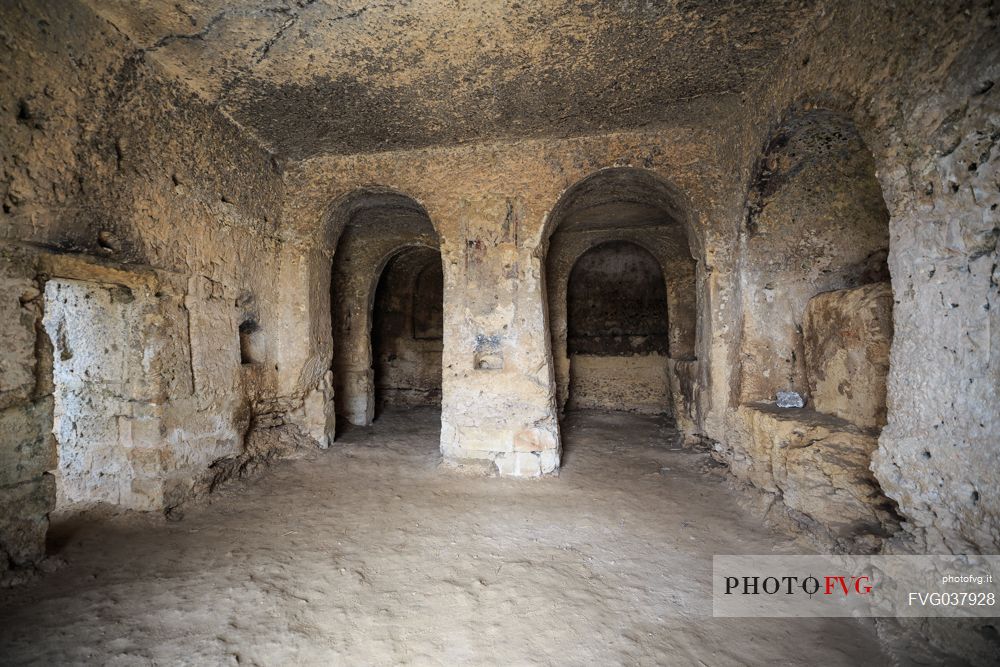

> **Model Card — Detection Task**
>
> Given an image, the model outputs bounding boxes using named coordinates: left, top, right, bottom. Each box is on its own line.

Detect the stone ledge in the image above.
left=733, top=403, right=897, bottom=538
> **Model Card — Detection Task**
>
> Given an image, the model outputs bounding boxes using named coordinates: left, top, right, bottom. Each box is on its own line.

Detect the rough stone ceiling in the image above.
left=88, top=0, right=815, bottom=159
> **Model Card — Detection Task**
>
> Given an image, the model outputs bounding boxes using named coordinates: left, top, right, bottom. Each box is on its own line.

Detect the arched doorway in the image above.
left=328, top=190, right=441, bottom=432
left=371, top=246, right=443, bottom=418
left=544, top=168, right=699, bottom=432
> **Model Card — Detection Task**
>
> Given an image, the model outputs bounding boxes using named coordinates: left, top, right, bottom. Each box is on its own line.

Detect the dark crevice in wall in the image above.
left=372, top=247, right=443, bottom=418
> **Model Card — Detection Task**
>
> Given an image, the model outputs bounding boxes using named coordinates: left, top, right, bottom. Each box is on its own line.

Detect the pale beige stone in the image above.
left=803, top=282, right=893, bottom=430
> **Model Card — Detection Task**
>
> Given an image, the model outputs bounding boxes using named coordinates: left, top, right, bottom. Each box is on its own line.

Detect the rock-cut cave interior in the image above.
left=1, top=1, right=998, bottom=665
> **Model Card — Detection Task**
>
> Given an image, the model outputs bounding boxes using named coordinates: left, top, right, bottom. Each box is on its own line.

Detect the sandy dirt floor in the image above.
left=0, top=409, right=888, bottom=665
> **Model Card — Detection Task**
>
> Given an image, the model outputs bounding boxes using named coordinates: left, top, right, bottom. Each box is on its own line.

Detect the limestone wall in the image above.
left=0, top=0, right=299, bottom=575
left=708, top=3, right=998, bottom=658
left=710, top=0, right=1000, bottom=561
left=803, top=282, right=893, bottom=431
left=566, top=355, right=669, bottom=415
left=44, top=278, right=157, bottom=510
left=282, top=132, right=733, bottom=477
left=0, top=245, right=54, bottom=578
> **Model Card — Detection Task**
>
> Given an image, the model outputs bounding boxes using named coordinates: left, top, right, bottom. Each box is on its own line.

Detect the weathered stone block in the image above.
left=736, top=408, right=782, bottom=493
left=0, top=398, right=57, bottom=488
left=742, top=404, right=895, bottom=537
left=538, top=448, right=560, bottom=474
left=127, top=476, right=165, bottom=511
left=0, top=474, right=55, bottom=570
left=513, top=426, right=556, bottom=453
left=127, top=447, right=164, bottom=476
left=494, top=451, right=543, bottom=477
left=127, top=414, right=166, bottom=450
left=667, top=357, right=699, bottom=437
left=445, top=425, right=514, bottom=457
left=566, top=354, right=670, bottom=414
left=338, top=368, right=374, bottom=426
left=296, top=371, right=335, bottom=448
left=803, top=282, right=893, bottom=430
left=779, top=429, right=888, bottom=535
left=0, top=247, right=41, bottom=411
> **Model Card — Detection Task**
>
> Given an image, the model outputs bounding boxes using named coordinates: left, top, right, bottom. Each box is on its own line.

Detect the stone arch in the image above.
left=321, top=186, right=435, bottom=255
left=733, top=107, right=899, bottom=540
left=737, top=107, right=893, bottom=422
left=543, top=168, right=700, bottom=432
left=541, top=167, right=702, bottom=260
left=329, top=189, right=440, bottom=430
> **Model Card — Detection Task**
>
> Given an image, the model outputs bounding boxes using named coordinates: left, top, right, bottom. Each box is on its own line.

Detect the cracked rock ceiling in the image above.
left=87, top=0, right=814, bottom=159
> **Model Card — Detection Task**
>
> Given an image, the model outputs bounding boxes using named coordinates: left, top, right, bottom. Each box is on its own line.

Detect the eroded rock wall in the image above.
left=0, top=0, right=304, bottom=574
left=712, top=3, right=998, bottom=660
left=0, top=245, right=52, bottom=578
left=711, top=0, right=999, bottom=563
left=68, top=66, right=294, bottom=511
left=803, top=282, right=893, bottom=431
left=736, top=110, right=890, bottom=406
